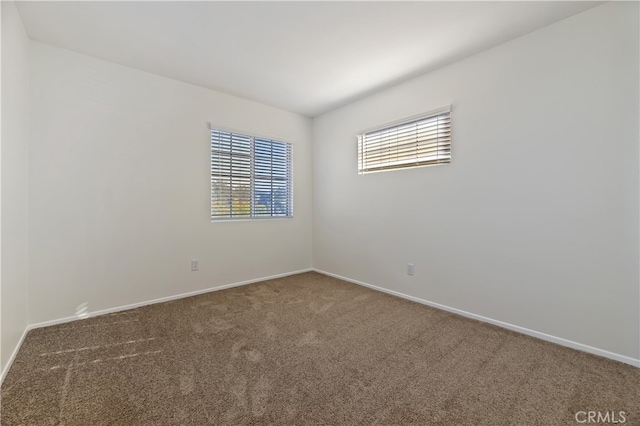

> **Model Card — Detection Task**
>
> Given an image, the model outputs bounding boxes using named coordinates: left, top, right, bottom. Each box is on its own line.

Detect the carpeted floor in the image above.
left=1, top=272, right=638, bottom=425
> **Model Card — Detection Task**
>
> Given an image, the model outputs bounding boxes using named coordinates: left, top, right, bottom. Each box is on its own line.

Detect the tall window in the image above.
left=357, top=107, right=451, bottom=174
left=211, top=128, right=292, bottom=220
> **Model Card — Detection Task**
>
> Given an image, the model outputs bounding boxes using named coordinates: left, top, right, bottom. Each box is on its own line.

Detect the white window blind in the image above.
left=357, top=107, right=451, bottom=174
left=211, top=128, right=292, bottom=220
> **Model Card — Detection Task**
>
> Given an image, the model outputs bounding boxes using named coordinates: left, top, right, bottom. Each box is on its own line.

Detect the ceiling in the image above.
left=15, top=1, right=602, bottom=117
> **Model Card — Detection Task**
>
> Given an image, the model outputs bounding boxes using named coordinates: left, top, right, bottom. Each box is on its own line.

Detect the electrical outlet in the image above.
left=191, top=259, right=199, bottom=271
left=407, top=263, right=414, bottom=276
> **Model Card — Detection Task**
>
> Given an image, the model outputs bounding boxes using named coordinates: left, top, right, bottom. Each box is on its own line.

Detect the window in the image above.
left=211, top=128, right=292, bottom=220
left=357, top=107, right=451, bottom=174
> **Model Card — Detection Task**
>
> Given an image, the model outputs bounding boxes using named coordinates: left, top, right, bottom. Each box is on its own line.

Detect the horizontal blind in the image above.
left=254, top=137, right=293, bottom=217
left=358, top=108, right=451, bottom=174
left=211, top=129, right=292, bottom=220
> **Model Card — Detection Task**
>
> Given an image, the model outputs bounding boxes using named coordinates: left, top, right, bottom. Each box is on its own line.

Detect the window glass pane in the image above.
left=211, top=129, right=292, bottom=220
left=358, top=108, right=451, bottom=174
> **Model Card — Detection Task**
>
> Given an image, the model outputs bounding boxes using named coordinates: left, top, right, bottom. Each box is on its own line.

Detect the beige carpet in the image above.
left=1, top=272, right=638, bottom=425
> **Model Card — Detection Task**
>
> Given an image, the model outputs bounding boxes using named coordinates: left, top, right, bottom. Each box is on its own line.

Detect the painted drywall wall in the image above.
left=1, top=0, right=30, bottom=374
left=313, top=2, right=639, bottom=361
left=28, top=42, right=312, bottom=324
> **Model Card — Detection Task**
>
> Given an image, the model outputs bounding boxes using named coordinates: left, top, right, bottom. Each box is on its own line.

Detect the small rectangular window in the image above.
left=211, top=128, right=292, bottom=220
left=357, top=107, right=451, bottom=174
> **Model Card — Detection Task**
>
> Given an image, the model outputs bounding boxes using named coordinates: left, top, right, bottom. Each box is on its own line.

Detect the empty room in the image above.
left=1, top=1, right=639, bottom=424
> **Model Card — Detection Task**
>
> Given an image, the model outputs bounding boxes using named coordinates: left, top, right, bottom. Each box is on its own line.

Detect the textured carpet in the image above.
left=1, top=272, right=638, bottom=425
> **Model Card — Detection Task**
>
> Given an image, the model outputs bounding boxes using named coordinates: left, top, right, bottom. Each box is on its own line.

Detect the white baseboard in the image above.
left=2, top=268, right=311, bottom=385
left=1, top=326, right=30, bottom=385
left=28, top=268, right=313, bottom=330
left=4, top=266, right=636, bottom=385
left=313, top=269, right=640, bottom=368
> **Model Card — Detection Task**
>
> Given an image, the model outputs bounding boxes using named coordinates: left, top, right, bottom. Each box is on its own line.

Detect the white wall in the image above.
left=313, top=2, right=639, bottom=362
left=28, top=43, right=312, bottom=324
left=1, top=1, right=30, bottom=374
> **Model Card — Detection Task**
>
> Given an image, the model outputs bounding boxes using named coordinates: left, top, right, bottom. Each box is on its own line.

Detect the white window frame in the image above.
left=210, top=126, right=293, bottom=221
left=357, top=106, right=451, bottom=174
